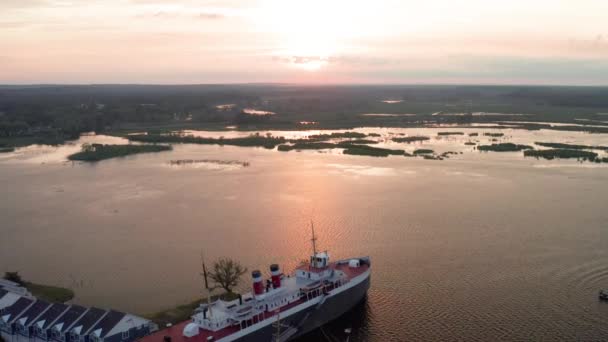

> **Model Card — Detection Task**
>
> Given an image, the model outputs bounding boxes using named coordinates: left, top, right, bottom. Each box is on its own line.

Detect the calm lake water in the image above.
left=1, top=127, right=608, bottom=341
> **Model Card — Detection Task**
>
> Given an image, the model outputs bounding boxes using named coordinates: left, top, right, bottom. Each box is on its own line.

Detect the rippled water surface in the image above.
left=1, top=127, right=608, bottom=341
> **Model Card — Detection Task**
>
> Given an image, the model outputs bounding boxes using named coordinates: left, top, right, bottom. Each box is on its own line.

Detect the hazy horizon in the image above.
left=2, top=0, right=608, bottom=85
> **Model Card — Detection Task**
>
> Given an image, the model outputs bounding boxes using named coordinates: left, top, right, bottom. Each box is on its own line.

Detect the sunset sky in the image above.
left=1, top=0, right=607, bottom=85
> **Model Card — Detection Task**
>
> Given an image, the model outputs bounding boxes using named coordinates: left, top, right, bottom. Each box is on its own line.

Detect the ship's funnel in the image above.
left=252, top=270, right=264, bottom=295
left=270, top=264, right=281, bottom=288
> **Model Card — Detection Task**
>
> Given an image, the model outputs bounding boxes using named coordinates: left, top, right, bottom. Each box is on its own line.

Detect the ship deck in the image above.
left=139, top=260, right=369, bottom=342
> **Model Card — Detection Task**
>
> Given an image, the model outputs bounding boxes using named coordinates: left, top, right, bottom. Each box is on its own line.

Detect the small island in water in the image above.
left=68, top=143, right=172, bottom=161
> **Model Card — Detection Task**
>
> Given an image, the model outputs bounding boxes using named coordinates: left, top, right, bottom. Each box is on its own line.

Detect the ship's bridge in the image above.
left=311, top=252, right=329, bottom=268
left=296, top=252, right=333, bottom=280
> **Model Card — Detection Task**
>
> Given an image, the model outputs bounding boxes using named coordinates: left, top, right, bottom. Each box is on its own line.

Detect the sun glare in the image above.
left=296, top=59, right=328, bottom=71
left=257, top=0, right=370, bottom=71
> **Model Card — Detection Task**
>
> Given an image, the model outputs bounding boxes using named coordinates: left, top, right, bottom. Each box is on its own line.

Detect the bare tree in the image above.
left=208, top=258, right=247, bottom=294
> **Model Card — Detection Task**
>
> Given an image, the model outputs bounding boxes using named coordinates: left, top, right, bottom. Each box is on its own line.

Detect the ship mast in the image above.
left=311, top=220, right=318, bottom=258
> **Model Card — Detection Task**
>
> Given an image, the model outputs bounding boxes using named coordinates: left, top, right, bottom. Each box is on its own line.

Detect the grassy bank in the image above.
left=145, top=293, right=240, bottom=327
left=307, top=131, right=367, bottom=140
left=347, top=139, right=378, bottom=144
left=343, top=145, right=405, bottom=157
left=392, top=136, right=430, bottom=143
left=128, top=133, right=286, bottom=149
left=68, top=144, right=172, bottom=161
left=478, top=143, right=533, bottom=152
left=524, top=149, right=600, bottom=161
left=535, top=142, right=608, bottom=151
left=277, top=142, right=338, bottom=151
left=25, top=282, right=75, bottom=303
left=277, top=141, right=406, bottom=157
left=438, top=132, right=464, bottom=136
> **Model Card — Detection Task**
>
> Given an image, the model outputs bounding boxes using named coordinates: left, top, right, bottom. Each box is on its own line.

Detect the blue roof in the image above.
left=17, top=300, right=51, bottom=326
left=89, top=310, right=126, bottom=338
left=2, top=297, right=33, bottom=323
left=54, top=305, right=87, bottom=333
left=70, top=307, right=106, bottom=335
left=36, top=303, right=68, bottom=330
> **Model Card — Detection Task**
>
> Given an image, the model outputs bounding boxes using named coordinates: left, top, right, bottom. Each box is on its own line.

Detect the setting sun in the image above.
left=255, top=0, right=372, bottom=70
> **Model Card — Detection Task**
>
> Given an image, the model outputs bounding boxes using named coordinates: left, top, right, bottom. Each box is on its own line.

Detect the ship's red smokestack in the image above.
left=252, top=270, right=264, bottom=295
left=270, top=264, right=281, bottom=288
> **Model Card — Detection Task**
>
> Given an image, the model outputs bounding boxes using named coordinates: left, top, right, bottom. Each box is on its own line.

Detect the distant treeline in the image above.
left=2, top=84, right=608, bottom=147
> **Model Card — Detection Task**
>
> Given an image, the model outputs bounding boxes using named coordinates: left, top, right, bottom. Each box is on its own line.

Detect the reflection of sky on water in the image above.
left=1, top=124, right=608, bottom=342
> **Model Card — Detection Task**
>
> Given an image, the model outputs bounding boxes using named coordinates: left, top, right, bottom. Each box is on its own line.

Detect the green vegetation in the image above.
left=277, top=142, right=338, bottom=151
left=464, top=141, right=476, bottom=145
left=0, top=147, right=15, bottom=153
left=484, top=132, right=504, bottom=137
left=343, top=145, right=405, bottom=157
left=347, top=139, right=378, bottom=144
left=437, top=132, right=464, bottom=136
left=392, top=136, right=430, bottom=143
left=26, top=282, right=75, bottom=303
left=277, top=144, right=293, bottom=151
left=535, top=142, right=608, bottom=151
left=413, top=149, right=434, bottom=154
left=510, top=122, right=608, bottom=134
left=4, top=272, right=74, bottom=303
left=68, top=143, right=172, bottom=161
left=477, top=143, right=533, bottom=152
left=308, top=131, right=367, bottom=140
left=2, top=84, right=608, bottom=149
left=524, top=149, right=599, bottom=161
left=278, top=140, right=404, bottom=157
left=145, top=292, right=240, bottom=327
left=469, top=133, right=479, bottom=136
left=368, top=133, right=381, bottom=137
left=128, top=133, right=286, bottom=149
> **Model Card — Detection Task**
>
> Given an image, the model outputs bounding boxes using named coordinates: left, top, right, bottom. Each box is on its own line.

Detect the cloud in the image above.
left=569, top=34, right=608, bottom=52
left=0, top=0, right=47, bottom=9
left=273, top=56, right=330, bottom=65
left=0, top=21, right=28, bottom=28
left=0, top=0, right=86, bottom=10
left=198, top=12, right=224, bottom=19
left=134, top=8, right=226, bottom=20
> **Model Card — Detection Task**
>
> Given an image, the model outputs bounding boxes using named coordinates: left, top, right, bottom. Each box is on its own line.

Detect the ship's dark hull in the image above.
left=231, top=272, right=370, bottom=342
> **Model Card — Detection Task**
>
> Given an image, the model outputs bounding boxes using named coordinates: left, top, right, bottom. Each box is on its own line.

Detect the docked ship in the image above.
left=140, top=228, right=371, bottom=342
